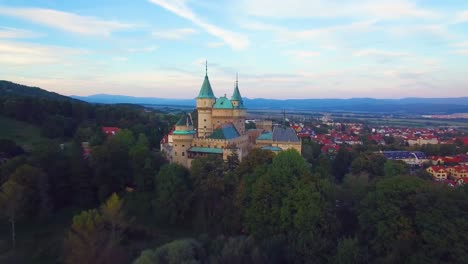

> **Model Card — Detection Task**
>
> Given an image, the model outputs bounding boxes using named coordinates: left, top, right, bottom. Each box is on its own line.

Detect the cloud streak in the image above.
left=0, top=41, right=84, bottom=65
left=0, top=27, right=42, bottom=39
left=152, top=28, right=197, bottom=39
left=0, top=6, right=134, bottom=36
left=241, top=0, right=438, bottom=20
left=148, top=0, right=249, bottom=49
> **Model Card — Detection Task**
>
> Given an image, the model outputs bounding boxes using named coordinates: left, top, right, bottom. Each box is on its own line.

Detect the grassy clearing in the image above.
left=0, top=116, right=43, bottom=149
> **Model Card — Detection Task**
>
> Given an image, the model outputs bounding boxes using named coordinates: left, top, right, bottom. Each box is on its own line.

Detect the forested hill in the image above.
left=0, top=80, right=76, bottom=101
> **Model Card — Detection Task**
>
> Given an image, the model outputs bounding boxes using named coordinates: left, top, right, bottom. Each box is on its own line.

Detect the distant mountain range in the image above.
left=72, top=94, right=468, bottom=114
left=1, top=80, right=467, bottom=114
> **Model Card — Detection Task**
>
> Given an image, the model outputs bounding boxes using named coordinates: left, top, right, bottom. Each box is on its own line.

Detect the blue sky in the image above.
left=0, top=0, right=467, bottom=99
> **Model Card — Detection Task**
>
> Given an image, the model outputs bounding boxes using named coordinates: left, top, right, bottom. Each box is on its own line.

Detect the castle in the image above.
left=160, top=64, right=301, bottom=168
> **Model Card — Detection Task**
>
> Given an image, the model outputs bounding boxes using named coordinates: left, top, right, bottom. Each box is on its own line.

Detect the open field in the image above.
left=0, top=116, right=43, bottom=148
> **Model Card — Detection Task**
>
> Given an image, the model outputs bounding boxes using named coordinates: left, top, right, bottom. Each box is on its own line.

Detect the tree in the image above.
left=133, top=239, right=206, bottom=264
left=154, top=164, right=192, bottom=225
left=333, top=237, right=362, bottom=264
left=101, top=193, right=126, bottom=242
left=64, top=194, right=128, bottom=264
left=64, top=209, right=109, bottom=264
left=226, top=148, right=240, bottom=172
left=384, top=160, right=408, bottom=177
left=130, top=134, right=154, bottom=191
left=190, top=156, right=227, bottom=232
left=332, top=147, right=354, bottom=183
left=0, top=180, right=26, bottom=250
left=9, top=164, right=51, bottom=217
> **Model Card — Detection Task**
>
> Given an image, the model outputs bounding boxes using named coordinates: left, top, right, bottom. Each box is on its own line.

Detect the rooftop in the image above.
left=197, top=74, right=216, bottom=99
left=187, top=147, right=223, bottom=154
left=213, top=96, right=234, bottom=109
left=209, top=123, right=240, bottom=140
left=273, top=126, right=300, bottom=142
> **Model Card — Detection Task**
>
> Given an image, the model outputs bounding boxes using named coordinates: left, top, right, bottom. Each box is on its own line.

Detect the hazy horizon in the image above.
left=1, top=0, right=468, bottom=99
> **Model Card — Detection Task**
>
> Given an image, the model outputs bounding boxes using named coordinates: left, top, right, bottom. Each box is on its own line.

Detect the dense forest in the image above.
left=0, top=81, right=467, bottom=264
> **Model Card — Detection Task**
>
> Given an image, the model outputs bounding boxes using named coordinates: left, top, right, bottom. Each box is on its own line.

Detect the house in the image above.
left=102, top=127, right=120, bottom=136
left=448, top=165, right=468, bottom=180
left=321, top=144, right=340, bottom=154
left=426, top=166, right=448, bottom=181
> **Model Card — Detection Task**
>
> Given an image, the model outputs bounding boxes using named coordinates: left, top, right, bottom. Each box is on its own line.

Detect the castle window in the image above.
left=175, top=152, right=177, bottom=156
left=182, top=152, right=185, bottom=156
left=204, top=119, right=207, bottom=122
left=204, top=126, right=207, bottom=128
left=182, top=145, right=185, bottom=147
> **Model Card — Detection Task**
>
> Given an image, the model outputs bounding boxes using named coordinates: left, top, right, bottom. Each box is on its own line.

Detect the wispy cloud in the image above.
left=148, top=0, right=249, bottom=50
left=353, top=49, right=412, bottom=64
left=453, top=10, right=468, bottom=24
left=207, top=42, right=224, bottom=48
left=240, top=0, right=438, bottom=20
left=353, top=49, right=411, bottom=57
left=0, top=27, right=42, bottom=39
left=0, top=7, right=134, bottom=36
left=453, top=50, right=468, bottom=55
left=127, top=46, right=159, bottom=53
left=152, top=28, right=197, bottom=39
left=0, top=41, right=84, bottom=65
left=286, top=50, right=321, bottom=58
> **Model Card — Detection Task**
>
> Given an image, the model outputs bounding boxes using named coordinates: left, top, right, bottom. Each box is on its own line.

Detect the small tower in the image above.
left=172, top=113, right=195, bottom=167
left=196, top=61, right=216, bottom=137
left=231, top=73, right=244, bottom=108
left=231, top=73, right=247, bottom=135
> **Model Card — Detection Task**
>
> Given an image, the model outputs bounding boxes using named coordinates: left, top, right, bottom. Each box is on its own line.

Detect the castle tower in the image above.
left=231, top=73, right=247, bottom=135
left=172, top=113, right=195, bottom=167
left=196, top=61, right=216, bottom=137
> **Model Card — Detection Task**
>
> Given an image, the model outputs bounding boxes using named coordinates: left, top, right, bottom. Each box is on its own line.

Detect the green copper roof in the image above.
left=197, top=75, right=216, bottom=99
left=213, top=96, right=233, bottom=109
left=188, top=147, right=223, bottom=154
left=231, top=83, right=242, bottom=102
left=209, top=124, right=240, bottom=140
left=257, top=132, right=273, bottom=141
left=231, top=74, right=244, bottom=108
left=173, top=130, right=195, bottom=135
left=261, top=146, right=282, bottom=151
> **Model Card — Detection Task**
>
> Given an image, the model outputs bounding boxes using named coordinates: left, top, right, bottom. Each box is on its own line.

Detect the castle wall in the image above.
left=172, top=133, right=194, bottom=167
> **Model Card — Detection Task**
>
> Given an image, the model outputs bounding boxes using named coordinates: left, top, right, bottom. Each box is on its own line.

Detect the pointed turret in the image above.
left=231, top=73, right=244, bottom=108
left=196, top=61, right=216, bottom=99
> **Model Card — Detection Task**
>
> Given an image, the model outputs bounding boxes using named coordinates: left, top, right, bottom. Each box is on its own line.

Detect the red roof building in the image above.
left=102, top=127, right=120, bottom=136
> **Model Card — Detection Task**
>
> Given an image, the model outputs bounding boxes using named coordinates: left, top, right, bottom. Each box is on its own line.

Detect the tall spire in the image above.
left=231, top=73, right=243, bottom=107
left=197, top=60, right=216, bottom=99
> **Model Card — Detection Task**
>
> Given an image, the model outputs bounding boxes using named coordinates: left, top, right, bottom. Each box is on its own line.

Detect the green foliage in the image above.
left=190, top=156, right=228, bottom=232
left=351, top=153, right=386, bottom=177
left=384, top=160, right=408, bottom=177
left=64, top=194, right=128, bottom=264
left=0, top=179, right=26, bottom=249
left=333, top=237, right=362, bottom=264
left=9, top=164, right=51, bottom=217
left=133, top=239, right=206, bottom=264
left=302, top=140, right=322, bottom=164
left=154, top=164, right=192, bottom=224
left=332, top=147, right=354, bottom=183
left=359, top=176, right=468, bottom=263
